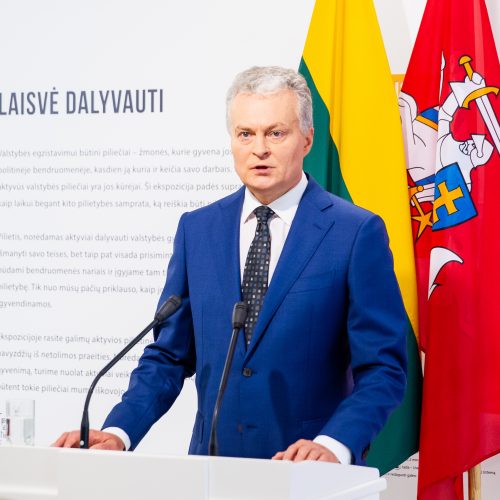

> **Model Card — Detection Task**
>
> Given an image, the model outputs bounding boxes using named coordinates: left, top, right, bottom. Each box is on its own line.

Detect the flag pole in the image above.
left=468, top=464, right=481, bottom=499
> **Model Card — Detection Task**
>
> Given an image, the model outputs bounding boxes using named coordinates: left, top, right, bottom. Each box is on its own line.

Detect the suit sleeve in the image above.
left=102, top=213, right=196, bottom=450
left=321, top=214, right=408, bottom=464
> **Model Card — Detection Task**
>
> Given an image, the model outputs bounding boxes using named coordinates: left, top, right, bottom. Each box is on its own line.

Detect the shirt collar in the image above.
left=241, top=171, right=308, bottom=226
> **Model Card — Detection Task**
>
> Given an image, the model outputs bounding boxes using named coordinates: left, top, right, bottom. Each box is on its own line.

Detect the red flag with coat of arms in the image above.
left=399, top=0, right=500, bottom=497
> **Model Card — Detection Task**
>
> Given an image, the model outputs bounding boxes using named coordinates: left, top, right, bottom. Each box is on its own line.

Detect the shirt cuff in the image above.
left=314, top=435, right=352, bottom=464
left=101, top=427, right=131, bottom=451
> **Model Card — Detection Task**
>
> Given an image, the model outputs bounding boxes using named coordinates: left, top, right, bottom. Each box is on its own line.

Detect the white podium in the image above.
left=0, top=446, right=386, bottom=500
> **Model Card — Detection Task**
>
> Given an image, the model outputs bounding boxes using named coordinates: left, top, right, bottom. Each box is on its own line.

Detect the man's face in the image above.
left=229, top=90, right=313, bottom=205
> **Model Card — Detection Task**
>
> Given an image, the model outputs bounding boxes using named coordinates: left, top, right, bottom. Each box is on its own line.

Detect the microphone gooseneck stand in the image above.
left=79, top=295, right=182, bottom=448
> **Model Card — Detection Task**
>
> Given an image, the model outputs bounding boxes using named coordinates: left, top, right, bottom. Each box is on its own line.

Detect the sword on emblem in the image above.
left=457, top=55, right=500, bottom=153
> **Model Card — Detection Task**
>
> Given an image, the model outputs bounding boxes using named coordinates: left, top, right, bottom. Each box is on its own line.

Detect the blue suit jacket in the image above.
left=103, top=176, right=407, bottom=464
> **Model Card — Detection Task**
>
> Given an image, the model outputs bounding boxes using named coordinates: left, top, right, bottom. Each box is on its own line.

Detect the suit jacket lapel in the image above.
left=244, top=179, right=336, bottom=360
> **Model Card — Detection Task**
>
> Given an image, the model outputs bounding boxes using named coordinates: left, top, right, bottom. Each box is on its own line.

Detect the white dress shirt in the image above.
left=105, top=172, right=352, bottom=464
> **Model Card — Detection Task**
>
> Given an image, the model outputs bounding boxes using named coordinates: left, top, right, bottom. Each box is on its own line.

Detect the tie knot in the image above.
left=254, top=205, right=274, bottom=224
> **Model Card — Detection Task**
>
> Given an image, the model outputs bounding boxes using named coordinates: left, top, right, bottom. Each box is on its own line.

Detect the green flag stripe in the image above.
left=299, top=59, right=352, bottom=202
left=299, top=58, right=422, bottom=474
left=367, top=322, right=422, bottom=474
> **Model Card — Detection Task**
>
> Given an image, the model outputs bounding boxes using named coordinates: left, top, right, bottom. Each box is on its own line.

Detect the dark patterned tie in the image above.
left=242, top=205, right=274, bottom=346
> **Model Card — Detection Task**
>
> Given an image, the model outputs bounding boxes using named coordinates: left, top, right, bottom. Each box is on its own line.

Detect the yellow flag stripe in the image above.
left=303, top=0, right=418, bottom=336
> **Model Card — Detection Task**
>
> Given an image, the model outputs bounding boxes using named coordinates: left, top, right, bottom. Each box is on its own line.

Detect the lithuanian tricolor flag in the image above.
left=299, top=0, right=422, bottom=474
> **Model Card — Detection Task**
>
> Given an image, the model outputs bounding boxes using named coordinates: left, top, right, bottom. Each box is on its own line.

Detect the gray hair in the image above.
left=226, top=66, right=313, bottom=133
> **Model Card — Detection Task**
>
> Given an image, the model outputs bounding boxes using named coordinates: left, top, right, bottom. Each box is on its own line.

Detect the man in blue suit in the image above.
left=55, top=66, right=407, bottom=465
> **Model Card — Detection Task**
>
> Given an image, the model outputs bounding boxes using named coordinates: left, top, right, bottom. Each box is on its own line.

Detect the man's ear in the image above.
left=304, top=127, right=314, bottom=156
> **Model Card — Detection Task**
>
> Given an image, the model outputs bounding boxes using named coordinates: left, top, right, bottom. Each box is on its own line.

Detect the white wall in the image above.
left=0, top=1, right=499, bottom=498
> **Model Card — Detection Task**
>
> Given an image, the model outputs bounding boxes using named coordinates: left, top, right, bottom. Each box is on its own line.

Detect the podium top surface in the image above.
left=0, top=446, right=386, bottom=500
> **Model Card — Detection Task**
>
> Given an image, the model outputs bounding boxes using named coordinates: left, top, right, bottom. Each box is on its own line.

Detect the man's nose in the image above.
left=252, top=134, right=270, bottom=159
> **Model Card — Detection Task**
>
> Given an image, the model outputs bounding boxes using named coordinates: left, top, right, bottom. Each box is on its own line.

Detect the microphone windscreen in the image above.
left=155, top=295, right=182, bottom=322
left=232, top=302, right=248, bottom=330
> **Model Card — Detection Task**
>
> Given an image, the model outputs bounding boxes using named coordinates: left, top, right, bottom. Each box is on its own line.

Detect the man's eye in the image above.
left=238, top=131, right=251, bottom=139
left=269, top=130, right=284, bottom=138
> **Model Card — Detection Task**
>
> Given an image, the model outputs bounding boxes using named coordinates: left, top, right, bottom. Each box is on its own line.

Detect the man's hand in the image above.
left=51, top=429, right=125, bottom=451
left=272, top=439, right=340, bottom=462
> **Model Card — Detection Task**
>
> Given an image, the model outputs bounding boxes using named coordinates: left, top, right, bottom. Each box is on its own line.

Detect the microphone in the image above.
left=79, top=295, right=182, bottom=449
left=208, top=301, right=248, bottom=456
